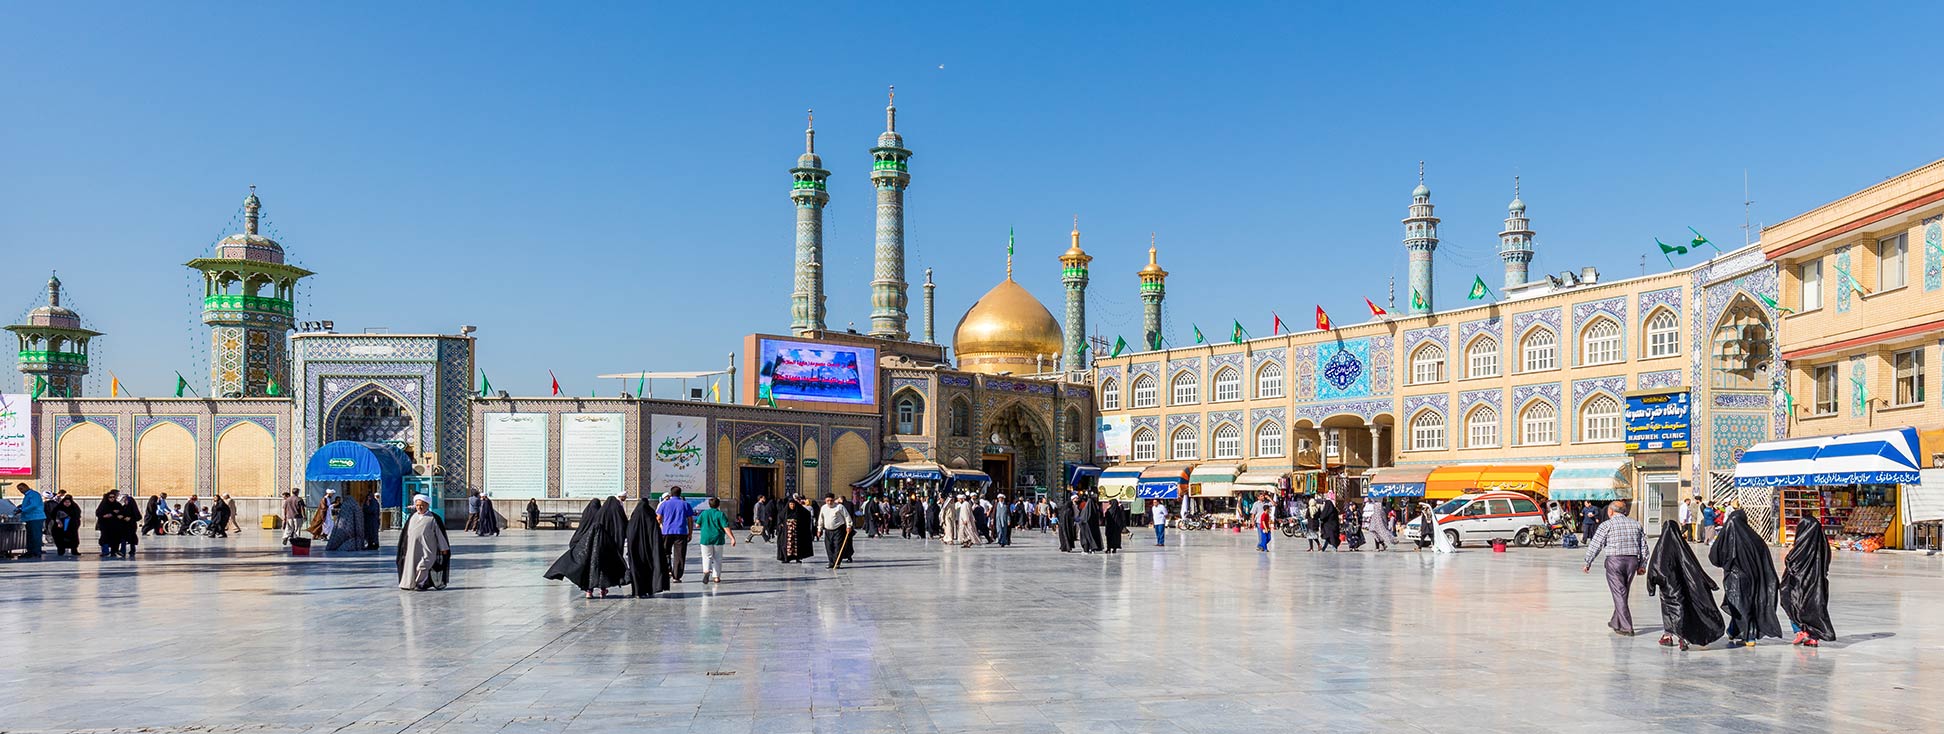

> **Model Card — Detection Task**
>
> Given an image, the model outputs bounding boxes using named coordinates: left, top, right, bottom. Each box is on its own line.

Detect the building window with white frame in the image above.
left=1645, top=310, right=1679, bottom=358
left=1800, top=259, right=1823, bottom=311
left=1255, top=422, right=1284, bottom=457
left=1100, top=378, right=1120, bottom=411
left=1813, top=364, right=1838, bottom=415
left=1879, top=233, right=1908, bottom=291
left=1466, top=406, right=1499, bottom=448
left=894, top=394, right=924, bottom=435
left=1213, top=367, right=1242, bottom=402
left=1894, top=348, right=1925, bottom=406
left=1520, top=401, right=1558, bottom=445
left=1581, top=394, right=1622, bottom=442
left=1131, top=428, right=1158, bottom=461
left=1410, top=411, right=1445, bottom=451
left=1170, top=372, right=1199, bottom=405
left=1170, top=425, right=1199, bottom=460
left=1132, top=374, right=1157, bottom=408
left=1323, top=429, right=1342, bottom=458
left=1581, top=318, right=1621, bottom=365
left=1212, top=423, right=1241, bottom=459
left=1467, top=337, right=1499, bottom=378
left=1255, top=361, right=1284, bottom=399
left=1411, top=343, right=1447, bottom=384
left=1522, top=328, right=1557, bottom=372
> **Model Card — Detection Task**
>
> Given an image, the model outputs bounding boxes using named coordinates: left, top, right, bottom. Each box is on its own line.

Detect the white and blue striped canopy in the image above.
left=1733, top=427, right=1923, bottom=488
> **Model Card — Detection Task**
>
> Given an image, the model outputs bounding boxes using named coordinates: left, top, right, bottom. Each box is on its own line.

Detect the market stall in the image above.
left=1424, top=464, right=1550, bottom=500
left=1548, top=460, right=1630, bottom=503
left=1733, top=427, right=1923, bottom=549
left=1365, top=466, right=1434, bottom=499
left=1188, top=463, right=1241, bottom=522
left=1138, top=463, right=1193, bottom=501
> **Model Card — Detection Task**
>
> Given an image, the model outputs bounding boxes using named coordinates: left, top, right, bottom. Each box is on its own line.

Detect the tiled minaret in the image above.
left=1403, top=162, right=1440, bottom=315
left=7, top=273, right=101, bottom=397
left=1060, top=217, right=1092, bottom=370
left=1499, top=176, right=1535, bottom=290
left=185, top=187, right=314, bottom=398
left=921, top=267, right=936, bottom=343
left=1139, top=236, right=1167, bottom=351
left=868, top=86, right=912, bottom=340
left=790, top=109, right=830, bottom=335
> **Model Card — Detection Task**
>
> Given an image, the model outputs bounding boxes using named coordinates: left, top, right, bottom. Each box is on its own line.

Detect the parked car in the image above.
left=1404, top=491, right=1546, bottom=548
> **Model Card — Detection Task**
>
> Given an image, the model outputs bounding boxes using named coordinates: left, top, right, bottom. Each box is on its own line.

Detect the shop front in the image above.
left=1365, top=466, right=1433, bottom=499
left=1137, top=463, right=1192, bottom=502
left=853, top=461, right=951, bottom=501
left=1733, top=427, right=1925, bottom=550
left=1188, top=463, right=1240, bottom=518
left=1424, top=464, right=1551, bottom=501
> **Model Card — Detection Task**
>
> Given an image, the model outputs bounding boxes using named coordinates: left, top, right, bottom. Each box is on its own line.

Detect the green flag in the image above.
left=31, top=375, right=47, bottom=399
left=635, top=371, right=646, bottom=399
left=478, top=370, right=492, bottom=397
left=1756, top=292, right=1794, bottom=314
left=1231, top=319, right=1248, bottom=344
left=1077, top=340, right=1090, bottom=354
left=1007, top=227, right=1014, bottom=261
left=1467, top=276, right=1492, bottom=301
left=1687, top=227, right=1721, bottom=253
left=1411, top=289, right=1428, bottom=312
left=1192, top=325, right=1205, bottom=344
left=266, top=377, right=281, bottom=397
left=1111, top=336, right=1127, bottom=358
left=1656, top=238, right=1688, bottom=268
left=1148, top=332, right=1163, bottom=351
left=175, top=373, right=189, bottom=398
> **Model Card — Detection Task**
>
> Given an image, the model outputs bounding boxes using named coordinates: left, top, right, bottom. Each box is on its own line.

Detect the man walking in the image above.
left=15, top=483, right=45, bottom=559
left=656, top=488, right=696, bottom=583
left=1678, top=498, right=1694, bottom=542
left=695, top=497, right=735, bottom=583
left=753, top=495, right=774, bottom=542
left=994, top=494, right=1012, bottom=547
left=465, top=491, right=480, bottom=532
left=1582, top=501, right=1648, bottom=636
left=281, top=490, right=306, bottom=545
left=818, top=494, right=852, bottom=569
left=1150, top=500, right=1168, bottom=546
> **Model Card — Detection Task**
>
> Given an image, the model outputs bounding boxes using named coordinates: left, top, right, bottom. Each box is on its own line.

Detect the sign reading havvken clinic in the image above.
left=649, top=415, right=708, bottom=494
left=0, top=394, right=31, bottom=476
left=1624, top=388, right=1691, bottom=453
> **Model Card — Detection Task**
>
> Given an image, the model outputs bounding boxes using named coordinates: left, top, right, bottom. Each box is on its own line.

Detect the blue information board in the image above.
left=1624, top=390, right=1690, bottom=453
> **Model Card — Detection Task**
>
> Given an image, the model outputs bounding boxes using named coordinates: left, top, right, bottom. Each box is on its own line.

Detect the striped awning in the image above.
left=1549, top=460, right=1630, bottom=501
left=1734, top=427, right=1923, bottom=488
left=1189, top=463, right=1240, bottom=483
left=1365, top=466, right=1435, bottom=498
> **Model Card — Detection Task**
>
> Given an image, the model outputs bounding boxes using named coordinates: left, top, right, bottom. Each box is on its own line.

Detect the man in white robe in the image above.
left=398, top=495, right=451, bottom=590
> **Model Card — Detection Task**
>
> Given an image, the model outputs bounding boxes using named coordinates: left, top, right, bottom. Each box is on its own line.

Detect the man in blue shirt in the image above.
left=15, top=483, right=45, bottom=559
left=655, top=488, right=697, bottom=583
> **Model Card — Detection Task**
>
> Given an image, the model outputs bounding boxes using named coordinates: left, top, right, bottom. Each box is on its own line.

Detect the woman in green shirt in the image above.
left=696, top=497, right=736, bottom=584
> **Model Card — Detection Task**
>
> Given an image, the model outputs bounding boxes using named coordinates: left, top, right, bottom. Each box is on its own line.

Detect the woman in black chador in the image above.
left=1076, top=496, right=1103, bottom=554
left=544, top=498, right=627, bottom=598
left=776, top=497, right=815, bottom=563
left=1708, top=510, right=1784, bottom=647
left=1055, top=495, right=1077, bottom=552
left=1315, top=497, right=1341, bottom=551
left=1646, top=520, right=1725, bottom=649
left=1102, top=500, right=1126, bottom=554
left=625, top=497, right=668, bottom=597
left=1780, top=518, right=1834, bottom=647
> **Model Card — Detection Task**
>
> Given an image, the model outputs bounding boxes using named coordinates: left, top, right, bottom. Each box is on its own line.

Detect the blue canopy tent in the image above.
left=305, top=441, right=416, bottom=516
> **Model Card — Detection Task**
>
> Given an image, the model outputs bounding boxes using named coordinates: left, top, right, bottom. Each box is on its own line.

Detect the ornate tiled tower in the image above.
left=1499, top=176, right=1535, bottom=290
left=1403, top=163, right=1440, bottom=315
left=790, top=110, right=830, bottom=335
left=921, top=267, right=936, bottom=343
left=185, top=188, right=314, bottom=398
left=1139, top=237, right=1167, bottom=351
left=868, top=86, right=912, bottom=340
left=7, top=274, right=101, bottom=396
left=1060, top=217, right=1092, bottom=369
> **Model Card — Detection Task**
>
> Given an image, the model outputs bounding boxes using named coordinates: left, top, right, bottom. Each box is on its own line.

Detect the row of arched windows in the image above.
left=893, top=392, right=1086, bottom=443
left=1404, top=309, right=1685, bottom=386
left=1126, top=421, right=1285, bottom=462
left=1100, top=362, right=1286, bottom=410
left=1405, top=394, right=1623, bottom=451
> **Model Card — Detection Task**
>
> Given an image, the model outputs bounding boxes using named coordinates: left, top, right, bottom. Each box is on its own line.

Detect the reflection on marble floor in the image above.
left=1, top=526, right=1938, bottom=733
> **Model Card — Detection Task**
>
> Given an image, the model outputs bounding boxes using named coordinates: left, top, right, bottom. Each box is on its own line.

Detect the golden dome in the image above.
left=1139, top=242, right=1167, bottom=278
left=954, top=277, right=1065, bottom=375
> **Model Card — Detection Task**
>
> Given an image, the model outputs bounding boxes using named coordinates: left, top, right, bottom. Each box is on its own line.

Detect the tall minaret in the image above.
left=790, top=109, right=830, bottom=335
left=1499, top=176, right=1535, bottom=290
left=185, top=187, right=314, bottom=398
left=868, top=85, right=912, bottom=340
left=1139, top=235, right=1168, bottom=351
left=7, top=273, right=102, bottom=397
left=1403, top=162, right=1440, bottom=315
left=1060, top=216, right=1092, bottom=370
left=921, top=268, right=936, bottom=344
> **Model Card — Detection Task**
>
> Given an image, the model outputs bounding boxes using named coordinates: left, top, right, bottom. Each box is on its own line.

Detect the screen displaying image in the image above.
left=757, top=339, right=877, bottom=405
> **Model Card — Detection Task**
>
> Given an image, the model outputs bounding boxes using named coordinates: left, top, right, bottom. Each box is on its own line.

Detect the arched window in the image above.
left=1132, top=374, right=1158, bottom=408
left=1170, top=425, right=1199, bottom=460
left=1466, top=336, right=1499, bottom=378
left=1580, top=317, right=1621, bottom=365
left=1212, top=423, right=1242, bottom=459
left=894, top=393, right=925, bottom=435
left=1254, top=422, right=1285, bottom=457
left=1581, top=394, right=1622, bottom=442
left=1213, top=367, right=1242, bottom=402
left=1645, top=309, right=1680, bottom=358
left=1522, top=328, right=1558, bottom=372
left=1466, top=406, right=1499, bottom=448
left=1100, top=378, right=1121, bottom=411
left=1131, top=427, right=1158, bottom=462
left=1411, top=343, right=1447, bottom=384
left=1063, top=407, right=1084, bottom=443
left=1520, top=401, right=1558, bottom=445
left=1711, top=297, right=1773, bottom=389
left=1255, top=361, right=1285, bottom=398
left=948, top=397, right=971, bottom=437
left=1410, top=410, right=1445, bottom=451
left=1170, top=371, right=1199, bottom=405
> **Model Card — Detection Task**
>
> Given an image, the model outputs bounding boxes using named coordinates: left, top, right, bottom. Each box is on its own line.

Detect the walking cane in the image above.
left=835, top=525, right=854, bottom=569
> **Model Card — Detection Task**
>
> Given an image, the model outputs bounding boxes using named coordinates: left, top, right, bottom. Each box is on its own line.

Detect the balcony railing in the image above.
left=204, top=294, right=294, bottom=315
left=16, top=350, right=87, bottom=366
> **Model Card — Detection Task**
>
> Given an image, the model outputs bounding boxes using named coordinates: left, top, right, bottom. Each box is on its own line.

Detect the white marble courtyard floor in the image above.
left=2, top=525, right=1940, bottom=733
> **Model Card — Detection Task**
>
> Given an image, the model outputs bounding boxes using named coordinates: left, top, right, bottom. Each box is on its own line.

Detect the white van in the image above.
left=1404, top=491, right=1546, bottom=547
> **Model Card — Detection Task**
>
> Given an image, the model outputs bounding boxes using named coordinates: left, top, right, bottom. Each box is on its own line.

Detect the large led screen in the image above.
left=756, top=339, right=877, bottom=405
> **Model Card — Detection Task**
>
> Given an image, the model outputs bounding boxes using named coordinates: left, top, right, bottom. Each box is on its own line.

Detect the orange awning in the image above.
left=1424, top=464, right=1551, bottom=499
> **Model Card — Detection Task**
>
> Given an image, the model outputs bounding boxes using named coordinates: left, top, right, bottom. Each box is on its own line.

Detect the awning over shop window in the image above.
left=1196, top=483, right=1237, bottom=497
left=1066, top=463, right=1104, bottom=486
left=1425, top=464, right=1551, bottom=499
left=1234, top=470, right=1287, bottom=487
left=852, top=462, right=949, bottom=488
left=948, top=469, right=992, bottom=484
left=1365, top=466, right=1435, bottom=497
left=305, top=441, right=414, bottom=508
left=1549, top=460, right=1631, bottom=501
left=1136, top=464, right=1192, bottom=499
left=1099, top=466, right=1144, bottom=500
left=1189, top=463, right=1240, bottom=483
left=1734, top=428, right=1923, bottom=488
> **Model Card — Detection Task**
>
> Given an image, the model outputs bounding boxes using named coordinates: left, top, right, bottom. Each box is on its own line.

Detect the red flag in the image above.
left=1365, top=298, right=1388, bottom=317
left=1315, top=306, right=1331, bottom=331
left=549, top=370, right=561, bottom=396
left=1272, top=312, right=1286, bottom=335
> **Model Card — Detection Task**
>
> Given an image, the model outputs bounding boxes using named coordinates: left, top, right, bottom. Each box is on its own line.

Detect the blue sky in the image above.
left=4, top=3, right=1938, bottom=397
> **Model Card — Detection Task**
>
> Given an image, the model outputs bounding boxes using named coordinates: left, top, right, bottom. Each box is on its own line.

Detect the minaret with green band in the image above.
left=1060, top=217, right=1092, bottom=370
left=790, top=109, right=830, bottom=335
left=8, top=273, right=100, bottom=397
left=1139, top=235, right=1167, bottom=351
left=185, top=187, right=313, bottom=398
left=1499, top=175, right=1534, bottom=290
left=868, top=86, right=912, bottom=340
left=1403, top=162, right=1440, bottom=315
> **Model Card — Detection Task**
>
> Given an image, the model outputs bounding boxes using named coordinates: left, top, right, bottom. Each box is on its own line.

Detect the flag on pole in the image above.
left=1193, top=325, right=1206, bottom=344
left=1272, top=312, right=1285, bottom=335
left=175, top=373, right=189, bottom=398
left=109, top=372, right=122, bottom=397
left=1756, top=293, right=1794, bottom=314
left=478, top=370, right=493, bottom=397
left=635, top=371, right=646, bottom=400
left=1315, top=306, right=1331, bottom=331
left=1148, top=332, right=1163, bottom=351
left=550, top=371, right=561, bottom=396
left=267, top=377, right=281, bottom=397
left=1687, top=227, right=1722, bottom=253
left=31, top=375, right=47, bottom=399
left=1365, top=298, right=1388, bottom=317
left=1467, top=276, right=1492, bottom=301
left=1656, top=238, right=1688, bottom=268
left=1411, top=289, right=1428, bottom=312
left=1111, top=336, right=1127, bottom=358
left=710, top=380, right=721, bottom=403
left=1834, top=264, right=1867, bottom=295
left=1231, top=320, right=1248, bottom=344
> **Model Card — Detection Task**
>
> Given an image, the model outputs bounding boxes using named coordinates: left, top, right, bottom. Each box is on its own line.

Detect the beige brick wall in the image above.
left=136, top=423, right=197, bottom=497
left=216, top=422, right=276, bottom=496
left=55, top=422, right=116, bottom=495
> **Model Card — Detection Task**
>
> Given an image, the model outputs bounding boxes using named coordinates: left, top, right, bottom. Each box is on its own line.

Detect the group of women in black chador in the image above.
left=544, top=497, right=669, bottom=599
left=1051, top=492, right=1128, bottom=555
left=1646, top=510, right=1834, bottom=649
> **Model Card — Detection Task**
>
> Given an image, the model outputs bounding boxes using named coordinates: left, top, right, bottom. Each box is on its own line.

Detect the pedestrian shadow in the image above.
left=1815, top=631, right=1893, bottom=648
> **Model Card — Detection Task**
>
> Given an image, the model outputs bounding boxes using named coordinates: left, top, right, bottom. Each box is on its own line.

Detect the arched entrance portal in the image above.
left=982, top=403, right=1048, bottom=496
left=329, top=385, right=417, bottom=456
